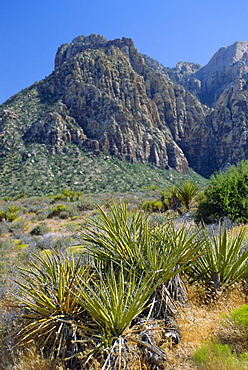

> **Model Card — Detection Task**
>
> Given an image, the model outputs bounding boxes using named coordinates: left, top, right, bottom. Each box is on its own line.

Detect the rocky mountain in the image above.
left=1, top=35, right=248, bottom=195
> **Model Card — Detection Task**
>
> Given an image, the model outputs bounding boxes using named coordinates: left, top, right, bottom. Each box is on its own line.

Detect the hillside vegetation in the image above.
left=0, top=167, right=247, bottom=369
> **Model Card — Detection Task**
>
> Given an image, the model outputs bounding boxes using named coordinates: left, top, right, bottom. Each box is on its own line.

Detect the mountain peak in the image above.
left=55, top=34, right=135, bottom=69
left=196, top=41, right=248, bottom=78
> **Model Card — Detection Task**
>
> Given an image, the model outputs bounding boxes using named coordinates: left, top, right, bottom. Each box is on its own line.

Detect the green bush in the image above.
left=195, top=161, right=248, bottom=224
left=75, top=199, right=95, bottom=211
left=30, top=222, right=51, bottom=235
left=0, top=209, right=5, bottom=222
left=59, top=210, right=71, bottom=219
left=141, top=199, right=165, bottom=213
left=193, top=340, right=248, bottom=370
left=228, top=304, right=248, bottom=328
left=50, top=204, right=68, bottom=217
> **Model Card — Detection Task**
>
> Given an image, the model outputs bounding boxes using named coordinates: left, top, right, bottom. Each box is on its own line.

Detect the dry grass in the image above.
left=166, top=283, right=247, bottom=369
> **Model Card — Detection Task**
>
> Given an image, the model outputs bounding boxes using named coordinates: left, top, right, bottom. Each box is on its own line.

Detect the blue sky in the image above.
left=1, top=0, right=248, bottom=104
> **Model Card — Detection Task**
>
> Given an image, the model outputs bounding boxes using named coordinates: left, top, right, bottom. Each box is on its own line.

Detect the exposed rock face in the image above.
left=1, top=36, right=248, bottom=178
left=42, top=34, right=208, bottom=172
left=23, top=102, right=87, bottom=153
left=195, top=41, right=248, bottom=106
left=143, top=41, right=248, bottom=175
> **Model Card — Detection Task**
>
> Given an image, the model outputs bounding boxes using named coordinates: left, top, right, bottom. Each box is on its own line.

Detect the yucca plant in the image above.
left=11, top=203, right=207, bottom=368
left=0, top=209, right=6, bottom=221
left=80, top=204, right=200, bottom=276
left=5, top=204, right=21, bottom=222
left=13, top=249, right=167, bottom=368
left=186, top=224, right=248, bottom=293
left=14, top=250, right=92, bottom=364
left=160, top=185, right=181, bottom=212
left=177, top=180, right=198, bottom=211
left=80, top=203, right=204, bottom=312
left=75, top=264, right=159, bottom=347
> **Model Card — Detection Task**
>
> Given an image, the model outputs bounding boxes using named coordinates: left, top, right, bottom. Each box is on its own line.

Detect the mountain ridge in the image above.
left=1, top=35, right=248, bottom=196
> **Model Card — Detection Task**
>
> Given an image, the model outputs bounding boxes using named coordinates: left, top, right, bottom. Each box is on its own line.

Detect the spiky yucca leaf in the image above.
left=14, top=250, right=92, bottom=362
left=75, top=264, right=159, bottom=346
left=186, top=224, right=248, bottom=287
left=177, top=180, right=198, bottom=211
left=16, top=250, right=88, bottom=316
left=160, top=185, right=180, bottom=211
left=80, top=203, right=203, bottom=283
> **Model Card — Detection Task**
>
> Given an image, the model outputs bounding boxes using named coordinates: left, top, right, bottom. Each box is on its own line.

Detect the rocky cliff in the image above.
left=1, top=35, right=248, bottom=182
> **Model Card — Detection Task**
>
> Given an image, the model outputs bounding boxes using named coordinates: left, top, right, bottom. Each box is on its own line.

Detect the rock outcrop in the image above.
left=1, top=36, right=248, bottom=178
left=194, top=41, right=248, bottom=106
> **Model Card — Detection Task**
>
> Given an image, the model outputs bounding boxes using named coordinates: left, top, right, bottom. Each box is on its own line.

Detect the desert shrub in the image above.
left=194, top=305, right=248, bottom=369
left=50, top=193, right=67, bottom=203
left=2, top=196, right=13, bottom=202
left=35, top=210, right=49, bottom=221
left=195, top=160, right=248, bottom=224
left=75, top=199, right=95, bottom=211
left=141, top=199, right=165, bottom=212
left=50, top=189, right=82, bottom=203
left=7, top=219, right=26, bottom=236
left=13, top=193, right=26, bottom=200
left=226, top=304, right=248, bottom=329
left=0, top=222, right=9, bottom=236
left=30, top=222, right=51, bottom=236
left=0, top=209, right=6, bottom=222
left=49, top=204, right=68, bottom=218
left=148, top=213, right=170, bottom=226
left=35, top=234, right=55, bottom=250
left=193, top=340, right=248, bottom=370
left=35, top=233, right=75, bottom=252
left=59, top=210, right=70, bottom=219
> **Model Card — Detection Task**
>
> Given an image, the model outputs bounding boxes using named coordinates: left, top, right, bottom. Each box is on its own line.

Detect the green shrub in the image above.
left=195, top=160, right=248, bottom=224
left=75, top=199, right=95, bottom=211
left=228, top=304, right=248, bottom=328
left=50, top=193, right=66, bottom=203
left=193, top=340, right=248, bottom=370
left=35, top=210, right=49, bottom=221
left=7, top=219, right=26, bottom=235
left=30, top=222, right=51, bottom=235
left=0, top=209, right=6, bottom=222
left=142, top=199, right=165, bottom=213
left=59, top=210, right=70, bottom=219
left=50, top=204, right=68, bottom=217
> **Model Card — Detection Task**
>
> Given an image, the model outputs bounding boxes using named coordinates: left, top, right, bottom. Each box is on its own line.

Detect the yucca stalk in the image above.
left=14, top=250, right=92, bottom=362
left=186, top=224, right=248, bottom=289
